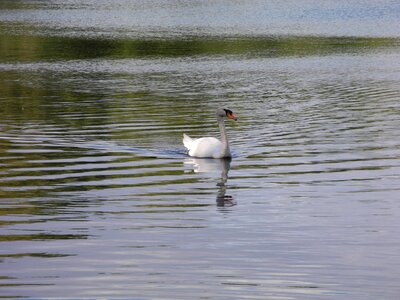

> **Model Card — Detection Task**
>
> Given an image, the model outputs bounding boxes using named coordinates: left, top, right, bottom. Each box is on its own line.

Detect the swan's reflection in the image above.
left=184, top=157, right=236, bottom=207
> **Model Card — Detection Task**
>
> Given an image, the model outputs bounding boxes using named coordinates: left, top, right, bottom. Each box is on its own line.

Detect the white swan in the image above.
left=183, top=108, right=237, bottom=158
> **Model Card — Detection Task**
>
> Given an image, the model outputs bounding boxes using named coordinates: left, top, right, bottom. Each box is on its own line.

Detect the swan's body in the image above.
left=183, top=135, right=228, bottom=158
left=183, top=108, right=237, bottom=159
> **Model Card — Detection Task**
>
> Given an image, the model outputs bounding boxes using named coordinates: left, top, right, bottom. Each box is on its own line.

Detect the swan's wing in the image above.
left=183, top=134, right=193, bottom=150
left=188, top=137, right=222, bottom=158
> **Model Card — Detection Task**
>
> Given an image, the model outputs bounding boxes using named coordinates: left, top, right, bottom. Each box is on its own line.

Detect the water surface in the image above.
left=1, top=1, right=400, bottom=299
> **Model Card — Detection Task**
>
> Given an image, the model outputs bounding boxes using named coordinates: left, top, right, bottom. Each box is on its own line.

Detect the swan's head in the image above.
left=217, top=108, right=237, bottom=121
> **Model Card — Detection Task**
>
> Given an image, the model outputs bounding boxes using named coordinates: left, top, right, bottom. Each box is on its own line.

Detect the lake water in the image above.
left=1, top=1, right=400, bottom=299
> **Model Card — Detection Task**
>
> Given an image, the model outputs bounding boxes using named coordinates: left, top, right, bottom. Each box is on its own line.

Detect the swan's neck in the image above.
left=218, top=117, right=231, bottom=157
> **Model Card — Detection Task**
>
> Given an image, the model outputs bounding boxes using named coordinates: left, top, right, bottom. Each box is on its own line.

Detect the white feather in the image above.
left=183, top=135, right=224, bottom=158
left=182, top=133, right=193, bottom=149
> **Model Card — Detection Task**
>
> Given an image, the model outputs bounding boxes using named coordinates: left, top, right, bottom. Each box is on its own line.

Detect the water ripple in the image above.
left=1, top=28, right=400, bottom=299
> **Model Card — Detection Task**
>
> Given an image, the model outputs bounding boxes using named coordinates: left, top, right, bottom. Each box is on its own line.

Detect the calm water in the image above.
left=1, top=1, right=400, bottom=299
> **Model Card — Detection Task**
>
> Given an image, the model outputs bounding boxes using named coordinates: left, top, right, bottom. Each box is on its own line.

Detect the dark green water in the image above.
left=1, top=1, right=400, bottom=299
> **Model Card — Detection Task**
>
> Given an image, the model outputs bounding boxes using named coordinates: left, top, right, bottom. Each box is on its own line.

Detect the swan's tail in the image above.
left=183, top=134, right=193, bottom=150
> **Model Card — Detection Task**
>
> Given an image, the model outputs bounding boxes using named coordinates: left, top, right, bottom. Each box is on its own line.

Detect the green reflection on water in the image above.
left=1, top=31, right=399, bottom=61
left=0, top=234, right=87, bottom=242
left=0, top=253, right=73, bottom=259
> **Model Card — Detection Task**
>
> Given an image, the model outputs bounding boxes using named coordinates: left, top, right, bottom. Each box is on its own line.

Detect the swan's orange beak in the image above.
left=227, top=111, right=237, bottom=121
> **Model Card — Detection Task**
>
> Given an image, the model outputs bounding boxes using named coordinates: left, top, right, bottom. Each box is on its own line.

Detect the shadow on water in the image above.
left=184, top=157, right=235, bottom=207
